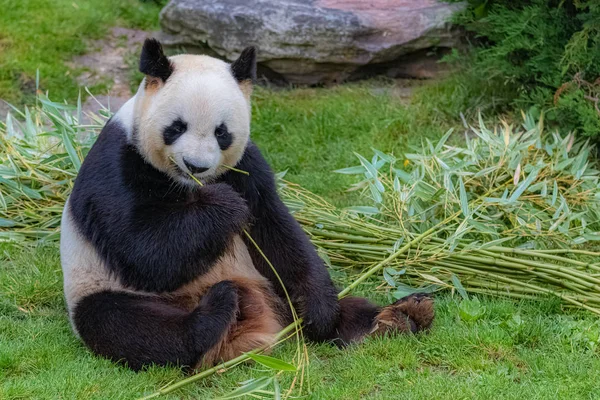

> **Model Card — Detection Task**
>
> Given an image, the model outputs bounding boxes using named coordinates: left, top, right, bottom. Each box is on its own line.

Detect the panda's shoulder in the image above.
left=90, top=119, right=128, bottom=161
left=74, top=119, right=129, bottom=188
left=239, top=142, right=273, bottom=177
left=69, top=119, right=132, bottom=218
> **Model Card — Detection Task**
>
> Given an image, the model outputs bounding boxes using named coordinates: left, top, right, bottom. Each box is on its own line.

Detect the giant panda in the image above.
left=60, top=38, right=434, bottom=371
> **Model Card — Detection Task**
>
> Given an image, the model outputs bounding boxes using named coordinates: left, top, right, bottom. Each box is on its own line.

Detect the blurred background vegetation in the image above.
left=2, top=0, right=599, bottom=139
left=448, top=0, right=600, bottom=137
left=0, top=0, right=165, bottom=104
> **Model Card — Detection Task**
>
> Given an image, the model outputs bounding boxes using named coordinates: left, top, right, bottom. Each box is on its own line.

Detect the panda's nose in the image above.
left=183, top=158, right=209, bottom=174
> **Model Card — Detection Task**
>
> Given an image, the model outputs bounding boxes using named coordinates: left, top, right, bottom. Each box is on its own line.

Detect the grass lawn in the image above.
left=2, top=241, right=600, bottom=399
left=1, top=1, right=599, bottom=399
left=251, top=82, right=454, bottom=202
left=1, top=81, right=599, bottom=399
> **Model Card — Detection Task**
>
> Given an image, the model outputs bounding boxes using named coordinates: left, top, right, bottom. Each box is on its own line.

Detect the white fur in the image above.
left=112, top=97, right=136, bottom=140
left=60, top=200, right=125, bottom=333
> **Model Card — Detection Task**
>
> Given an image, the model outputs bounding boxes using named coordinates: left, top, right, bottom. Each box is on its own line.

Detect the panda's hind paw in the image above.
left=200, top=280, right=240, bottom=319
left=372, top=293, right=434, bottom=336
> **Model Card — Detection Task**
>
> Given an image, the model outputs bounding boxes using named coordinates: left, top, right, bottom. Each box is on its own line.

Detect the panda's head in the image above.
left=129, top=38, right=256, bottom=185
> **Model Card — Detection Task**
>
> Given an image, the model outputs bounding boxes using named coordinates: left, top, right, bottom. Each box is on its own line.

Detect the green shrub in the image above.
left=447, top=0, right=600, bottom=137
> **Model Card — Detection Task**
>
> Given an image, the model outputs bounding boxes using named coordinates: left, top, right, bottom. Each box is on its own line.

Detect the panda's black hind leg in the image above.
left=73, top=281, right=239, bottom=371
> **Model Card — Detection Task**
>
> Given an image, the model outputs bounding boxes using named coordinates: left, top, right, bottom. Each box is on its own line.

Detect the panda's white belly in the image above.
left=60, top=199, right=128, bottom=318
left=60, top=198, right=266, bottom=316
left=170, top=234, right=268, bottom=309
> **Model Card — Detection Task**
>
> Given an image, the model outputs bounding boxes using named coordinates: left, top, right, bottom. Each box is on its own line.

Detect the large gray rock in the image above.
left=159, top=0, right=464, bottom=84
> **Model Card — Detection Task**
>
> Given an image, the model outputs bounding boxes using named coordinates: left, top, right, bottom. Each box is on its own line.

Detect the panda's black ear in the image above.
left=231, top=47, right=257, bottom=83
left=139, top=38, right=173, bottom=82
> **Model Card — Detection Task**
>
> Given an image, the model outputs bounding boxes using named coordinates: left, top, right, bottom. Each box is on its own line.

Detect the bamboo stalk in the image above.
left=447, top=264, right=600, bottom=315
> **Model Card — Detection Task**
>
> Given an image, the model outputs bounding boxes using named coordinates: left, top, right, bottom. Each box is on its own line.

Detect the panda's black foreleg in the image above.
left=73, top=281, right=239, bottom=371
left=220, top=143, right=340, bottom=342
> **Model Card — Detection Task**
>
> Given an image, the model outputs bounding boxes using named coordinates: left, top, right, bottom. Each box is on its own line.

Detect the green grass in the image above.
left=2, top=242, right=599, bottom=399
left=0, top=0, right=164, bottom=104
left=251, top=81, right=453, bottom=203
left=2, top=1, right=599, bottom=398
left=2, top=82, right=598, bottom=398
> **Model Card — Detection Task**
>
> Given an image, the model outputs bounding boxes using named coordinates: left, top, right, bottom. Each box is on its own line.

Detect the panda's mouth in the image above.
left=171, top=163, right=196, bottom=182
left=171, top=163, right=187, bottom=177
left=171, top=163, right=214, bottom=186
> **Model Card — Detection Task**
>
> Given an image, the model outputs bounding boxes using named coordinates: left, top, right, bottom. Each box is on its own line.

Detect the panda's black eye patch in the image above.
left=163, top=118, right=187, bottom=145
left=215, top=123, right=233, bottom=150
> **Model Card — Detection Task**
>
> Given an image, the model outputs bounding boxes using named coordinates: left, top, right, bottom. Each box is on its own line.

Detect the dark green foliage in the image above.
left=448, top=0, right=600, bottom=137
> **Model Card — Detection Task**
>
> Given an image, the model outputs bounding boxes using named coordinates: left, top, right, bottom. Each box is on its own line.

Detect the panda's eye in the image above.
left=215, top=124, right=227, bottom=137
left=163, top=118, right=187, bottom=145
left=215, top=123, right=233, bottom=150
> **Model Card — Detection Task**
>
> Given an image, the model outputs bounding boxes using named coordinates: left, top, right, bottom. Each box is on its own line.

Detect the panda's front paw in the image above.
left=200, top=183, right=245, bottom=205
left=198, top=183, right=250, bottom=230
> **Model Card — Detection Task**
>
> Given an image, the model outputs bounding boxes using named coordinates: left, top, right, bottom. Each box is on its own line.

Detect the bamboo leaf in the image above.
left=393, top=283, right=437, bottom=300
left=0, top=218, right=17, bottom=227
left=583, top=233, right=600, bottom=241
left=62, top=130, right=81, bottom=171
left=384, top=267, right=406, bottom=276
left=383, top=269, right=397, bottom=287
left=458, top=176, right=469, bottom=217
left=451, top=274, right=468, bottom=300
left=435, top=156, right=450, bottom=170
left=393, top=175, right=401, bottom=192
left=354, top=152, right=378, bottom=179
left=371, top=148, right=396, bottom=163
left=421, top=274, right=447, bottom=286
left=434, top=128, right=454, bottom=152
left=508, top=167, right=540, bottom=203
left=513, top=163, right=521, bottom=185
left=334, top=165, right=364, bottom=175
left=218, top=377, right=273, bottom=399
left=394, top=168, right=412, bottom=183
left=369, top=183, right=383, bottom=203
left=551, top=180, right=559, bottom=206
left=247, top=354, right=296, bottom=371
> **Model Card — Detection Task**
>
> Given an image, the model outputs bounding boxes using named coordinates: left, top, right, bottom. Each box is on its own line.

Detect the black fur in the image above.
left=69, top=119, right=249, bottom=293
left=231, top=47, right=257, bottom=83
left=334, top=297, right=381, bottom=346
left=73, top=281, right=239, bottom=371
left=219, top=143, right=341, bottom=341
left=139, top=38, right=173, bottom=82
left=215, top=123, right=233, bottom=150
left=163, top=118, right=187, bottom=145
